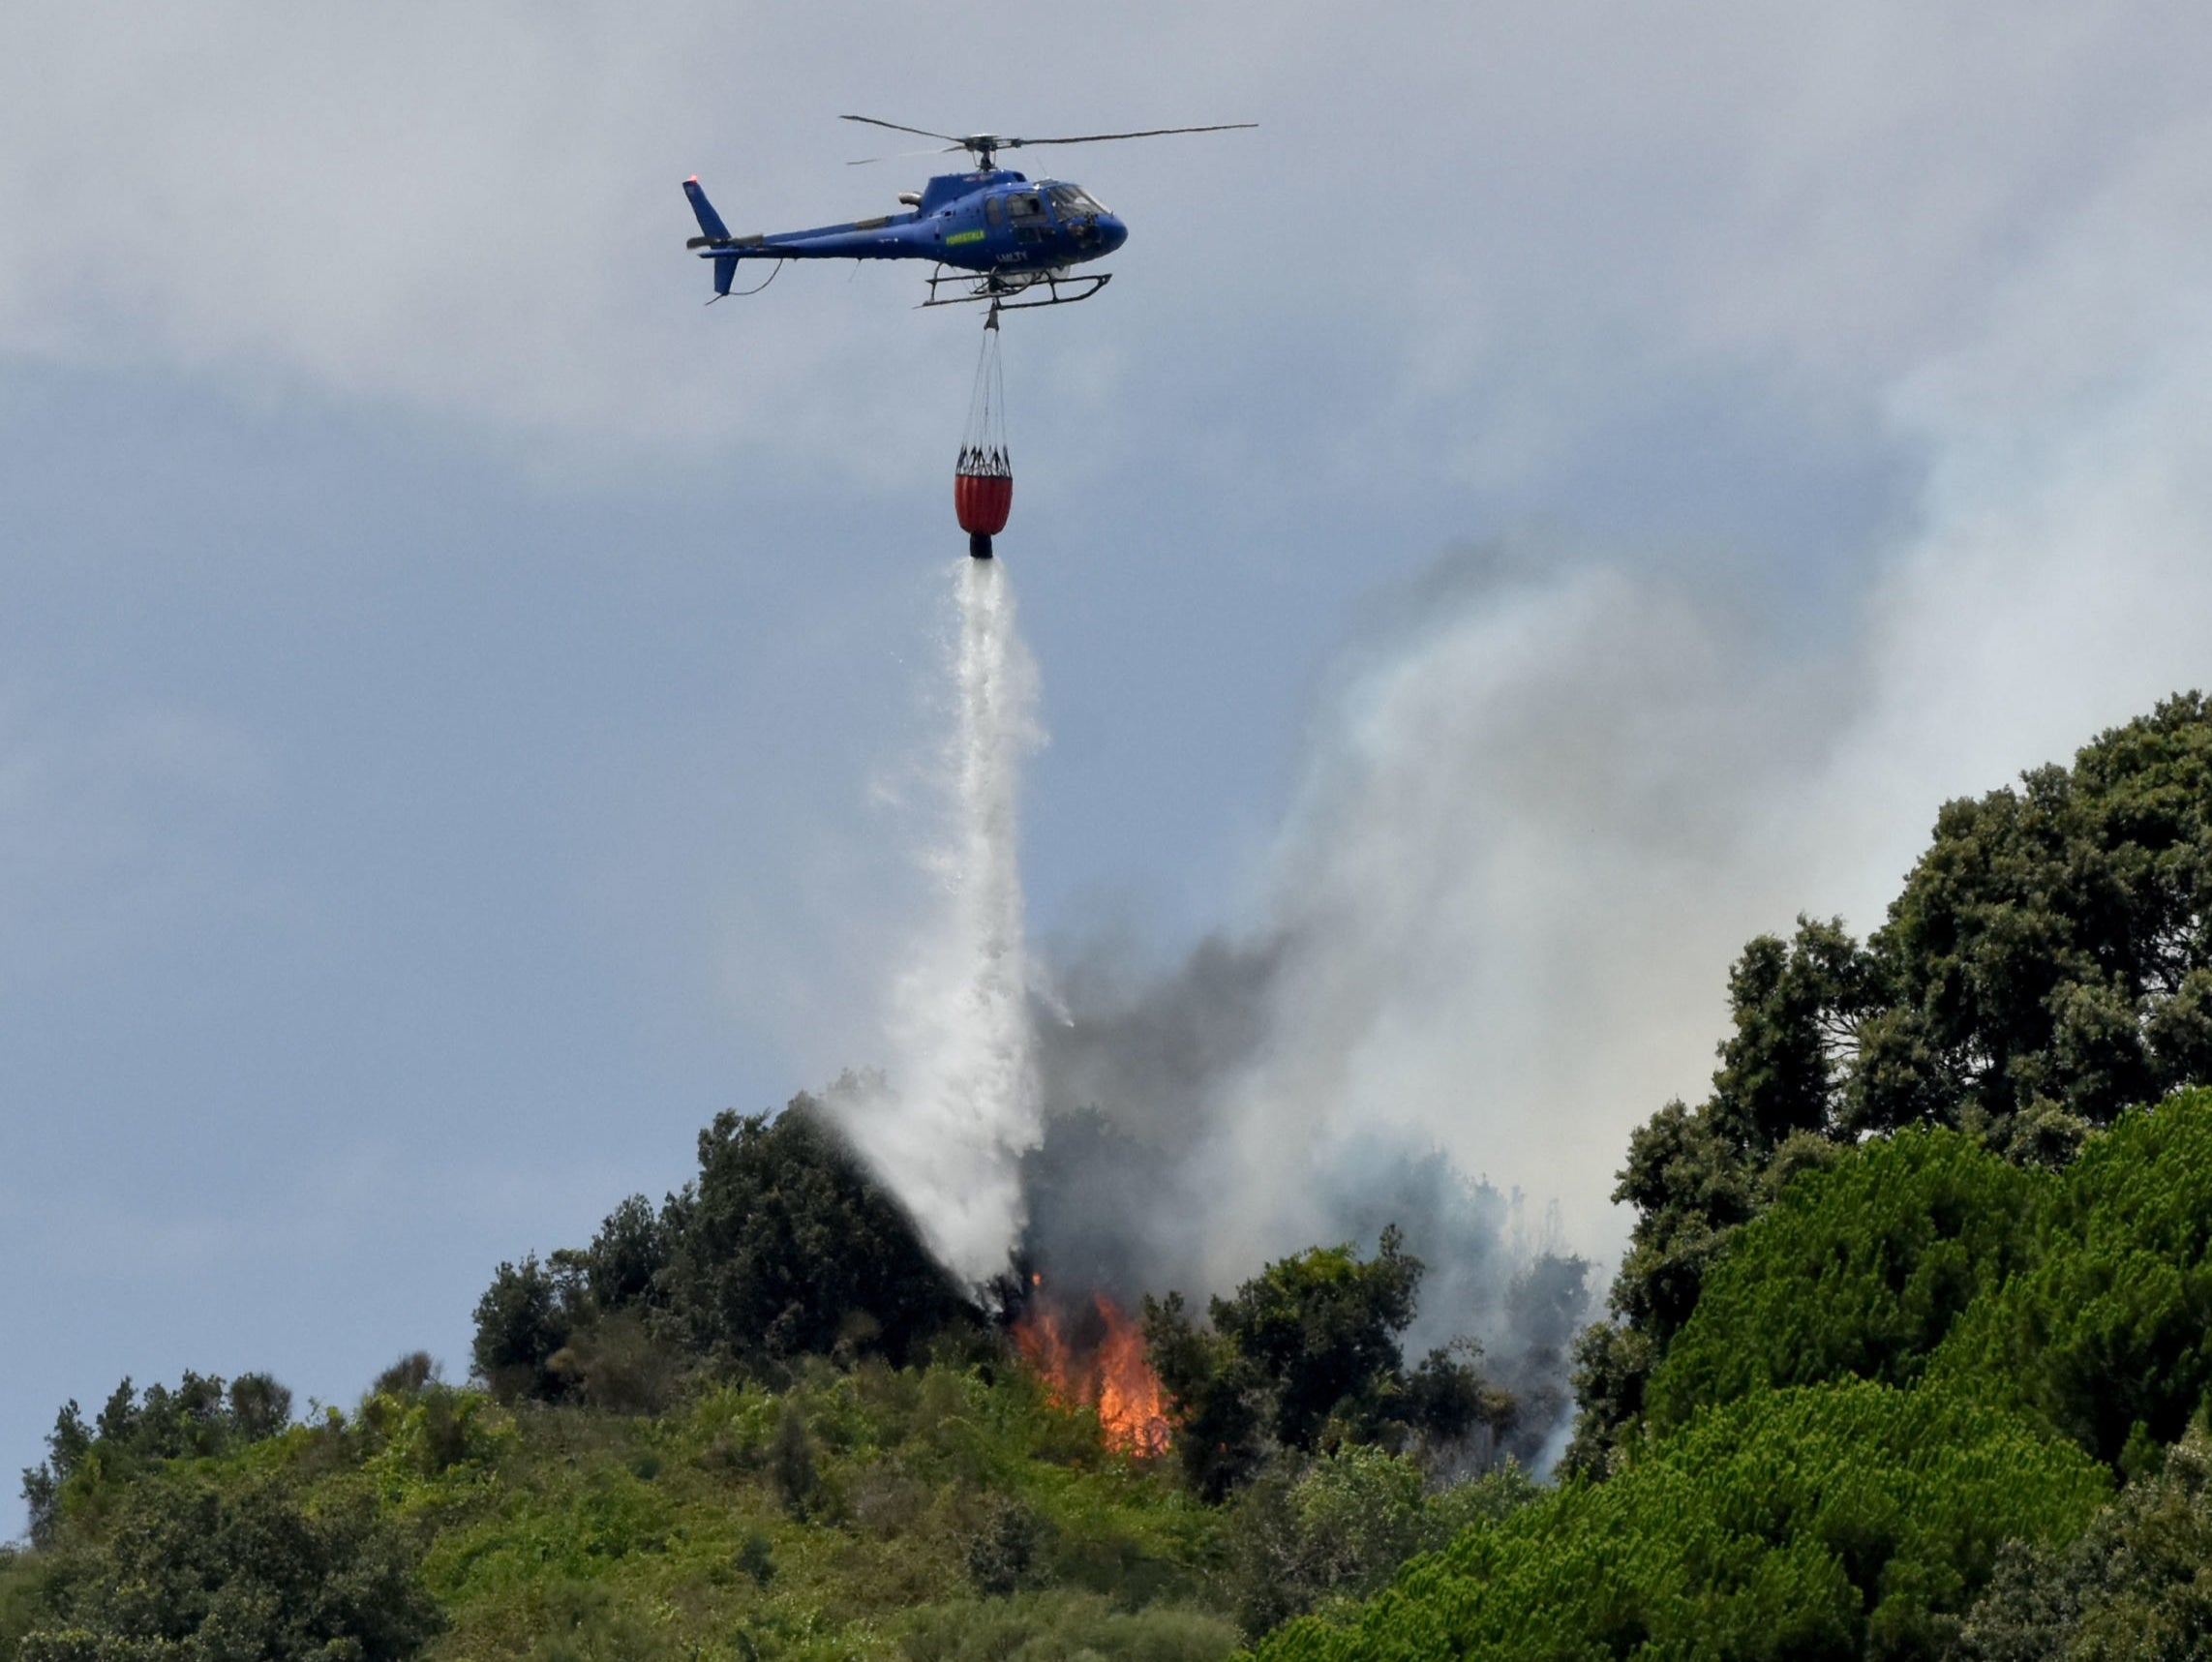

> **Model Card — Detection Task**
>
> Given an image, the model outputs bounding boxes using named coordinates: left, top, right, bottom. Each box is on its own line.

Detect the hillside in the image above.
left=6, top=692, right=2211, bottom=1661
left=5, top=1356, right=1239, bottom=1660
left=0, top=1324, right=1533, bottom=1659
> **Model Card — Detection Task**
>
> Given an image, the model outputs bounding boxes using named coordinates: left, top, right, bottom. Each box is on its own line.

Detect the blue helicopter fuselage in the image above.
left=684, top=169, right=1129, bottom=280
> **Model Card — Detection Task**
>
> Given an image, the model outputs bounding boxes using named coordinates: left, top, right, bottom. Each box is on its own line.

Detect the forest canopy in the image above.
left=1569, top=692, right=2212, bottom=1476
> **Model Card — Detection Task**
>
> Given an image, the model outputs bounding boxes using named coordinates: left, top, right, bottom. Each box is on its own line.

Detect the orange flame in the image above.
left=1014, top=1290, right=1170, bottom=1456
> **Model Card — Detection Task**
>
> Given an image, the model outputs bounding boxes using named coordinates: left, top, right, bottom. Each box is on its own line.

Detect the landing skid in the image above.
left=922, top=266, right=1112, bottom=311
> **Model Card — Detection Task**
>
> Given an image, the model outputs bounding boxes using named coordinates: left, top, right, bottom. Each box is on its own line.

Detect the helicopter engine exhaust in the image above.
left=955, top=307, right=1012, bottom=559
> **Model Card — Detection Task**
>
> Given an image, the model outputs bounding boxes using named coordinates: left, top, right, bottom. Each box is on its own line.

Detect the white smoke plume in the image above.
left=1025, top=120, right=2212, bottom=1314
left=833, top=560, right=1045, bottom=1283
left=1015, top=559, right=1778, bottom=1462
left=1011, top=132, right=2212, bottom=1468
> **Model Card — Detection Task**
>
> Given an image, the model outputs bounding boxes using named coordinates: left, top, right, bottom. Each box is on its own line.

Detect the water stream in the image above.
left=842, top=559, right=1044, bottom=1284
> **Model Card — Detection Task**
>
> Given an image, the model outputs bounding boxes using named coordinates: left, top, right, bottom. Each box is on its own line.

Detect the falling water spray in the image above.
left=838, top=559, right=1045, bottom=1284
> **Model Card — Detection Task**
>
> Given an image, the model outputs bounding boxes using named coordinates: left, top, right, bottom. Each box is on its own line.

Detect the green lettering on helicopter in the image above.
left=945, top=229, right=985, bottom=246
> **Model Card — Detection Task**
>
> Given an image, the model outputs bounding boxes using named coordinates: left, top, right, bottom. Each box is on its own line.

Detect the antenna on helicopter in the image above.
left=840, top=115, right=1256, bottom=171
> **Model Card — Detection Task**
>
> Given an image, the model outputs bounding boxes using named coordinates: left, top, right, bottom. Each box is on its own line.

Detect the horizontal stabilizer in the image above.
left=683, top=177, right=731, bottom=243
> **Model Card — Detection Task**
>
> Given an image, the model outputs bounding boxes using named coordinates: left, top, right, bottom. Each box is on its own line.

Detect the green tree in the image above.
left=470, top=1254, right=575, bottom=1403
left=1707, top=918, right=1877, bottom=1152
left=1144, top=1230, right=1509, bottom=1500
left=658, top=1095, right=975, bottom=1368
left=16, top=1478, right=439, bottom=1662
left=1571, top=695, right=2212, bottom=1473
left=1213, top=1227, right=1421, bottom=1452
left=1604, top=1097, right=1760, bottom=1346
left=769, top=1400, right=816, bottom=1519
left=1561, top=1086, right=1781, bottom=1477
left=554, top=1193, right=668, bottom=1315
left=370, top=1351, right=439, bottom=1398
left=1958, top=1426, right=2212, bottom=1660
left=1141, top=1292, right=1269, bottom=1502
left=1222, top=1447, right=1536, bottom=1639
left=1852, top=692, right=2212, bottom=1139
left=1256, top=1381, right=2108, bottom=1662
left=20, top=1374, right=296, bottom=1548
left=469, top=1092, right=975, bottom=1403
left=963, top=1496, right=1048, bottom=1597
left=1645, top=1129, right=2038, bottom=1434
left=1932, top=1086, right=2212, bottom=1464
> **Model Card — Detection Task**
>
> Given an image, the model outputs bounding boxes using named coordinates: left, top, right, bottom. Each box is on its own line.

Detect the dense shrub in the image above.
left=15, top=1478, right=439, bottom=1662
left=1222, top=1449, right=1535, bottom=1638
left=1957, top=1426, right=2212, bottom=1660
left=898, top=1589, right=1239, bottom=1662
left=20, top=1373, right=295, bottom=1548
left=1646, top=1130, right=2037, bottom=1433
left=1932, top=1086, right=2212, bottom=1463
left=393, top=1362, right=1231, bottom=1656
left=1256, top=1381, right=2106, bottom=1662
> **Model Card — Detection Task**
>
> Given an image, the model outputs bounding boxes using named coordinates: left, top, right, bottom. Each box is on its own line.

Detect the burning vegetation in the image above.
left=1013, top=1278, right=1171, bottom=1456
left=1005, top=1225, right=1526, bottom=1507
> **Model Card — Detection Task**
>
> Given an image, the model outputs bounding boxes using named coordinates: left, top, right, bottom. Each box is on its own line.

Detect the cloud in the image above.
left=4, top=2, right=2202, bottom=497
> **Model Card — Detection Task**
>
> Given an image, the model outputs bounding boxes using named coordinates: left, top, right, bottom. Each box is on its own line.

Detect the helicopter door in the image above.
left=1005, top=191, right=1047, bottom=247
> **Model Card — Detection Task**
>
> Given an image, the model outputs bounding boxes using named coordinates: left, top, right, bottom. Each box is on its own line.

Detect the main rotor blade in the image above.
left=1006, top=122, right=1257, bottom=148
left=846, top=144, right=961, bottom=166
left=839, top=114, right=966, bottom=144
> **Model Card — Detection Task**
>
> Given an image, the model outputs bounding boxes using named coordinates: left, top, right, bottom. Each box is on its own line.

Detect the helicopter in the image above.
left=682, top=115, right=1254, bottom=310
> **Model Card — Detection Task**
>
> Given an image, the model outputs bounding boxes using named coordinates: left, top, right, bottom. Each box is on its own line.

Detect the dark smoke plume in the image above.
left=1018, top=929, right=1591, bottom=1471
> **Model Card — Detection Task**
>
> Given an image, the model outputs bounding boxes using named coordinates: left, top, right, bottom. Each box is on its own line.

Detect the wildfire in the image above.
left=1013, top=1287, right=1171, bottom=1456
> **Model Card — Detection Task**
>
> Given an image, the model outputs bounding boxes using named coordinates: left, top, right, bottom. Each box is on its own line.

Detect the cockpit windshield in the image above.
left=1046, top=183, right=1108, bottom=220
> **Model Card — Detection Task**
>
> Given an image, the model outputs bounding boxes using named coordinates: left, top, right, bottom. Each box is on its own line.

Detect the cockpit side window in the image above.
left=984, top=196, right=1006, bottom=228
left=1047, top=184, right=1106, bottom=219
left=1006, top=192, right=1044, bottom=222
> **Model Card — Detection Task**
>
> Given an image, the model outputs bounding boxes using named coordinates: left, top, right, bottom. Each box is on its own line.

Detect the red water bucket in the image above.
left=955, top=470, right=1014, bottom=536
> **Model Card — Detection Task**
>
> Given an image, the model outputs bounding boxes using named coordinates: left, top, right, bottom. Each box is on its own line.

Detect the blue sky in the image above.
left=7, top=2, right=2212, bottom=1520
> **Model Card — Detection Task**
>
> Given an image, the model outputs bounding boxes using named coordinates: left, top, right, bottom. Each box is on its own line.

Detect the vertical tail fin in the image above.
left=683, top=177, right=731, bottom=242
left=685, top=178, right=738, bottom=300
